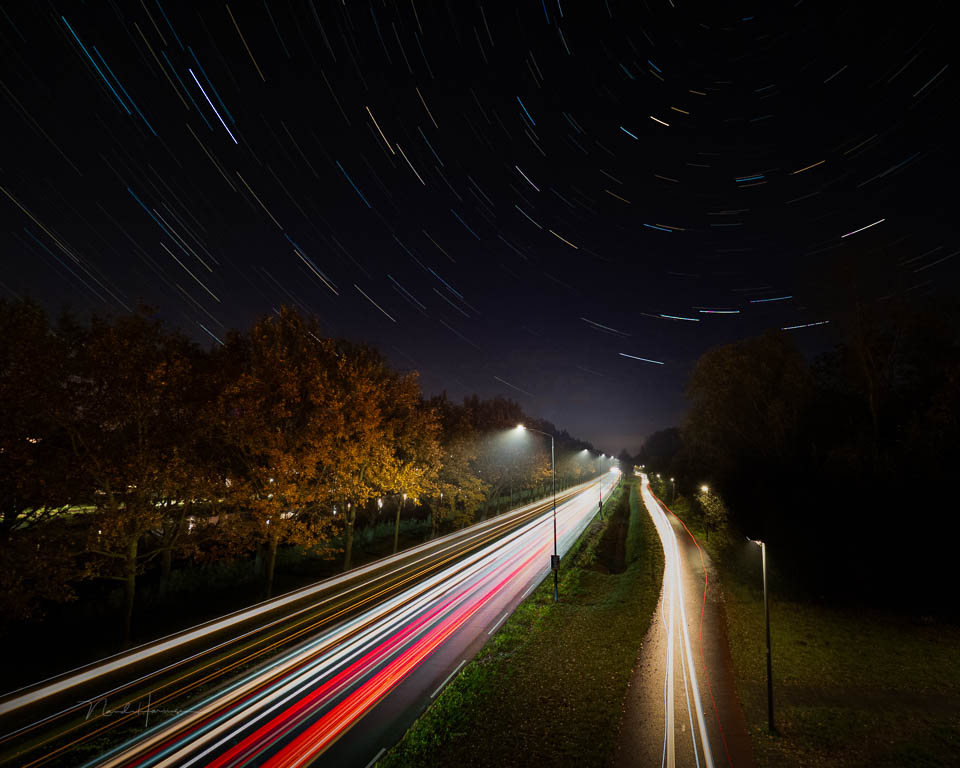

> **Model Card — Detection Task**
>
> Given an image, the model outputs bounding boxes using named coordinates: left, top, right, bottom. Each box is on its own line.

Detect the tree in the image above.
left=460, top=398, right=551, bottom=514
left=637, top=428, right=682, bottom=474
left=62, top=310, right=202, bottom=647
left=695, top=487, right=729, bottom=541
left=216, top=308, right=340, bottom=597
left=430, top=396, right=488, bottom=535
left=355, top=361, right=439, bottom=559
left=0, top=300, right=90, bottom=624
left=683, top=330, right=813, bottom=536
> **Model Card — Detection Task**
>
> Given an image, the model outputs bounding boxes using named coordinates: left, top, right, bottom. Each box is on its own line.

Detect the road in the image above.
left=616, top=474, right=754, bottom=768
left=0, top=472, right=618, bottom=768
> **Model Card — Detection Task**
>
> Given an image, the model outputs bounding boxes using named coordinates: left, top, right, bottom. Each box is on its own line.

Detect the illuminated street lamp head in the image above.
left=747, top=536, right=764, bottom=546
left=701, top=484, right=709, bottom=493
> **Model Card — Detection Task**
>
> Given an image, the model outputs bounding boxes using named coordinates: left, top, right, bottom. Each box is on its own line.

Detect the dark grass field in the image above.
left=722, top=576, right=960, bottom=767
left=659, top=490, right=960, bottom=768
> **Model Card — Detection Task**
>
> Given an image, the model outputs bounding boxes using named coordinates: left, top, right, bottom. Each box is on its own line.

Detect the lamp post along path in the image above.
left=517, top=424, right=559, bottom=601
left=749, top=536, right=775, bottom=733
left=762, top=540, right=774, bottom=732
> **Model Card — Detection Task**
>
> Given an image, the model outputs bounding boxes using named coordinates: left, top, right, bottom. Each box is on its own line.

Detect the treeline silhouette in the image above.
left=0, top=300, right=598, bottom=647
left=640, top=298, right=960, bottom=615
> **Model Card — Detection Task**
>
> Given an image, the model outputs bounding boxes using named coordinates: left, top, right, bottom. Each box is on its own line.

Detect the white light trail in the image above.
left=841, top=217, right=885, bottom=238
left=515, top=165, right=540, bottom=192
left=354, top=284, right=396, bottom=323
left=619, top=352, right=664, bottom=365
left=396, top=144, right=426, bottom=185
left=87, top=476, right=617, bottom=767
left=189, top=68, right=237, bottom=144
left=1, top=491, right=577, bottom=717
left=641, top=475, right=715, bottom=768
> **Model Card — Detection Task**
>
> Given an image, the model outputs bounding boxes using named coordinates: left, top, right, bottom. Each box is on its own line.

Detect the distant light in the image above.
left=701, top=485, right=709, bottom=493
left=516, top=424, right=525, bottom=430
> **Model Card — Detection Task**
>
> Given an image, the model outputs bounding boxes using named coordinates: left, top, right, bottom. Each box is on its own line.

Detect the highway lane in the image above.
left=616, top=475, right=753, bottom=768
left=0, top=473, right=616, bottom=767
left=320, top=470, right=619, bottom=768
left=87, top=470, right=619, bottom=768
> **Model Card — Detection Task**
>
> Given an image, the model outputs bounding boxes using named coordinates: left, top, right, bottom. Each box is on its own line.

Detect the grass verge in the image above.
left=672, top=518, right=960, bottom=767
left=378, top=476, right=664, bottom=768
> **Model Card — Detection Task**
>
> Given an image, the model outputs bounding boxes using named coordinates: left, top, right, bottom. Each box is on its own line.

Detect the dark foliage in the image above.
left=640, top=299, right=960, bottom=614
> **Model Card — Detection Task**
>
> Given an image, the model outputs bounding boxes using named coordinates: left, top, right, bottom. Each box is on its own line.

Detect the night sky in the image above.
left=1, top=1, right=956, bottom=454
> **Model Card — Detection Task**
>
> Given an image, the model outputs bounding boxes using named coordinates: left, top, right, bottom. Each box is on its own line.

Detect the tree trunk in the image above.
left=159, top=547, right=172, bottom=599
left=343, top=506, right=356, bottom=571
left=264, top=534, right=279, bottom=599
left=122, top=536, right=138, bottom=649
left=392, top=497, right=405, bottom=554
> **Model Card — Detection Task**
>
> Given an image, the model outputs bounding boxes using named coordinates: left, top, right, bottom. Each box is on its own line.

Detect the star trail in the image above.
left=1, top=1, right=956, bottom=451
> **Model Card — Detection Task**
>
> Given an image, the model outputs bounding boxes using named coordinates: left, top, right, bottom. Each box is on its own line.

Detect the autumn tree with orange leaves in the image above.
left=215, top=308, right=341, bottom=598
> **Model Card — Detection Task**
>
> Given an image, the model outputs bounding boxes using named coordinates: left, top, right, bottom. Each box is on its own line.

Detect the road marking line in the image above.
left=364, top=747, right=386, bottom=768
left=521, top=582, right=537, bottom=600
left=488, top=611, right=510, bottom=635
left=430, top=660, right=466, bottom=699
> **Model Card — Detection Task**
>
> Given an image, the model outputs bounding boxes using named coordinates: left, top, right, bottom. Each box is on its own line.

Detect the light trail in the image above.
left=188, top=69, right=237, bottom=145
left=77, top=475, right=618, bottom=767
left=840, top=218, right=885, bottom=238
left=2, top=477, right=615, bottom=767
left=640, top=474, right=715, bottom=768
left=0, top=491, right=579, bottom=722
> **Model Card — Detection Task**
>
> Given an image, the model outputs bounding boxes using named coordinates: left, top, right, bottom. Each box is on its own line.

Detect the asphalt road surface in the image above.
left=0, top=472, right=618, bottom=768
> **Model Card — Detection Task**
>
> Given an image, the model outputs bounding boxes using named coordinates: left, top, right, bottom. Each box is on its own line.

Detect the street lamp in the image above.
left=748, top=536, right=775, bottom=733
left=598, top=454, right=605, bottom=518
left=517, top=424, right=559, bottom=601
left=670, top=477, right=675, bottom=504
left=581, top=448, right=607, bottom=519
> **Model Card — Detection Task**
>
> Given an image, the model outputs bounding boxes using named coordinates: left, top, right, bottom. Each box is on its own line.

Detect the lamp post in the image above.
left=598, top=454, right=605, bottom=518
left=518, top=424, right=559, bottom=601
left=749, top=537, right=774, bottom=733
left=582, top=448, right=606, bottom=518
left=670, top=477, right=675, bottom=504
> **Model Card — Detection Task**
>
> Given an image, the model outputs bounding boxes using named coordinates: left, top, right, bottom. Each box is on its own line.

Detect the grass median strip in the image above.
left=379, top=476, right=664, bottom=768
